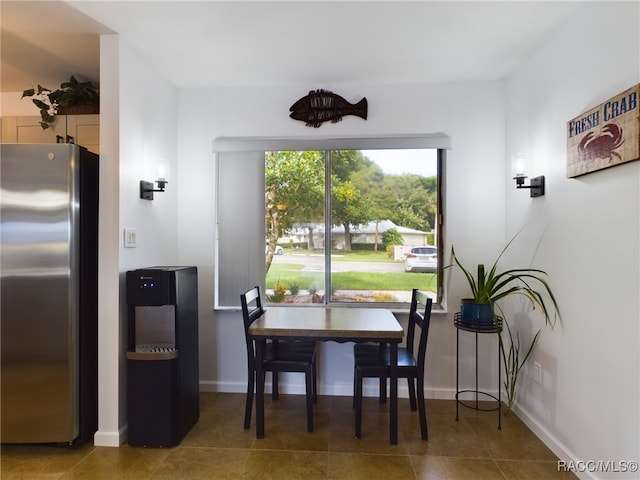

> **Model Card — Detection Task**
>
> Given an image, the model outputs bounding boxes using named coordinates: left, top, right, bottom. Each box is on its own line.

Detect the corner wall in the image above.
left=504, top=2, right=639, bottom=477
left=94, top=35, right=180, bottom=446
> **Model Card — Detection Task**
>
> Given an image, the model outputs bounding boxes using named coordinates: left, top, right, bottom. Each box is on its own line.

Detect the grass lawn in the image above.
left=266, top=250, right=438, bottom=294
left=329, top=250, right=391, bottom=262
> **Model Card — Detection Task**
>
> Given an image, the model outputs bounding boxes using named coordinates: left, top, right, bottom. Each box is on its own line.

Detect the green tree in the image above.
left=382, top=174, right=436, bottom=232
left=265, top=151, right=324, bottom=271
left=265, top=149, right=437, bottom=268
left=331, top=177, right=372, bottom=251
left=330, top=151, right=374, bottom=251
left=349, top=157, right=393, bottom=251
left=351, top=152, right=437, bottom=241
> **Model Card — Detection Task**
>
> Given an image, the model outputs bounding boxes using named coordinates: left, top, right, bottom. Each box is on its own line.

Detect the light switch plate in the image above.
left=124, top=228, right=137, bottom=248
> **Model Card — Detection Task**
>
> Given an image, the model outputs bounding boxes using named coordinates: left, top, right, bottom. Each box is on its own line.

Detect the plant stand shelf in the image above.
left=454, top=312, right=503, bottom=429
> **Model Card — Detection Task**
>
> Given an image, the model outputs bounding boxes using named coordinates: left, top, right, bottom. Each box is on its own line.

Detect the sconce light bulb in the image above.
left=512, top=153, right=527, bottom=178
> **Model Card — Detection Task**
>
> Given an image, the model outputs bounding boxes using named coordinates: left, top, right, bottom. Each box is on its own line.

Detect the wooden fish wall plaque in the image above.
left=289, top=89, right=368, bottom=128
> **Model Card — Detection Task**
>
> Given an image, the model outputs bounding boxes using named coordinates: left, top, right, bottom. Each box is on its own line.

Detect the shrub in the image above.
left=270, top=281, right=286, bottom=303
left=382, top=228, right=403, bottom=249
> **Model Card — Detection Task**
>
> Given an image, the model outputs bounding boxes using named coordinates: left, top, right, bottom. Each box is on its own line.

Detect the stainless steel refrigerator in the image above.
left=1, top=143, right=98, bottom=445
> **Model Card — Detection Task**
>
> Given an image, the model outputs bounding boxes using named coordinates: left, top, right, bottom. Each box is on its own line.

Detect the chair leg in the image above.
left=272, top=371, right=279, bottom=400
left=352, top=368, right=357, bottom=408
left=417, top=375, right=428, bottom=440
left=379, top=375, right=387, bottom=404
left=355, top=368, right=363, bottom=438
left=312, top=359, right=318, bottom=403
left=305, top=367, right=314, bottom=432
left=408, top=377, right=417, bottom=411
left=244, top=369, right=254, bottom=429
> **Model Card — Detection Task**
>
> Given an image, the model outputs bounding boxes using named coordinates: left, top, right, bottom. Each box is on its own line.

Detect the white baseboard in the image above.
left=202, top=380, right=457, bottom=400
left=512, top=403, right=595, bottom=480
left=93, top=423, right=127, bottom=447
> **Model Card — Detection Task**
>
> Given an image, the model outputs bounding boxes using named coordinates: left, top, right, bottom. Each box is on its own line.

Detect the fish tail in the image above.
left=353, top=97, right=368, bottom=120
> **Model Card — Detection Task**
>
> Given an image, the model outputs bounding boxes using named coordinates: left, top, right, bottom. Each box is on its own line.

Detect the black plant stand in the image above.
left=454, top=312, right=503, bottom=429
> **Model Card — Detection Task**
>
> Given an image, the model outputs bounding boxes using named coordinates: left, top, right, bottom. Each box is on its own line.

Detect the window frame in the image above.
left=214, top=136, right=449, bottom=311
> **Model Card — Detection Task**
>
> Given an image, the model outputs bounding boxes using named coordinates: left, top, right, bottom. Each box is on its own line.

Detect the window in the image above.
left=215, top=136, right=447, bottom=309
left=265, top=148, right=442, bottom=307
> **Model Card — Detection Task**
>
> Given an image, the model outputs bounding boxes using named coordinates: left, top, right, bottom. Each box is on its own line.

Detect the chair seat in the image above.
left=354, top=344, right=416, bottom=370
left=263, top=341, right=316, bottom=370
left=266, top=341, right=316, bottom=362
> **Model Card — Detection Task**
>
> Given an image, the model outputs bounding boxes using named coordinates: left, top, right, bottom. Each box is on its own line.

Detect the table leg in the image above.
left=255, top=339, right=265, bottom=438
left=389, top=341, right=398, bottom=445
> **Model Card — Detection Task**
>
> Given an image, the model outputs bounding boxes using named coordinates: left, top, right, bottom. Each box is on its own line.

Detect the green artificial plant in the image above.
left=21, top=75, right=99, bottom=130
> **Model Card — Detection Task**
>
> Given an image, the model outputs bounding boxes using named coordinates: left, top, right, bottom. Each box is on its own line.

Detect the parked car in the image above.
left=404, top=246, right=437, bottom=273
left=265, top=241, right=284, bottom=255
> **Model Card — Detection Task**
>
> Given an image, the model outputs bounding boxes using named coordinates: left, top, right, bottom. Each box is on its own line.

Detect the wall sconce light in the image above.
left=140, top=178, right=168, bottom=200
left=512, top=154, right=545, bottom=197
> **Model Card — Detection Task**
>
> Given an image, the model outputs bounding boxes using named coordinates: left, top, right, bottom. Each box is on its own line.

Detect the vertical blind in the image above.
left=216, top=151, right=265, bottom=307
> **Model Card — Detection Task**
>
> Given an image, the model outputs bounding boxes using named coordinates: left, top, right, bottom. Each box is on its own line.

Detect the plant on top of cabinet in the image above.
left=21, top=75, right=99, bottom=130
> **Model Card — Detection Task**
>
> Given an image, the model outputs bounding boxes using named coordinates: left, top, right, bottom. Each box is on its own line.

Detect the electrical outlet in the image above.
left=532, top=361, right=542, bottom=384
left=124, top=228, right=137, bottom=248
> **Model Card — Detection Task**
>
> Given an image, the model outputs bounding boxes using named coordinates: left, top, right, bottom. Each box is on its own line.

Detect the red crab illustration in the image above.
left=577, top=123, right=624, bottom=163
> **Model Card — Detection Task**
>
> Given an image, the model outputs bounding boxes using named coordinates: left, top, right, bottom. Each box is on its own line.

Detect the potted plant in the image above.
left=21, top=75, right=99, bottom=130
left=446, top=233, right=561, bottom=413
left=448, top=234, right=559, bottom=328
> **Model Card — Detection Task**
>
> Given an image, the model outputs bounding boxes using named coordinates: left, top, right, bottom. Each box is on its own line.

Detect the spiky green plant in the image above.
left=446, top=232, right=561, bottom=413
left=448, top=233, right=560, bottom=327
left=500, top=318, right=541, bottom=414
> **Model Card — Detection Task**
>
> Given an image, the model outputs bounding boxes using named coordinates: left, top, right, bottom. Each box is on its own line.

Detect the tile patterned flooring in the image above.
left=1, top=392, right=577, bottom=479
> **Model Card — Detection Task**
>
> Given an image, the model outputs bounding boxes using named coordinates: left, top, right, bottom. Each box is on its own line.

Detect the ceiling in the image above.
left=2, top=1, right=582, bottom=93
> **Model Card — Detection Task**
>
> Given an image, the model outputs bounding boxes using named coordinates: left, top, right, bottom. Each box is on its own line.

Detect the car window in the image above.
left=412, top=247, right=437, bottom=255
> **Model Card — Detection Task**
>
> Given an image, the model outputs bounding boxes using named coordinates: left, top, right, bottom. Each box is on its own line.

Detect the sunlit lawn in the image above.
left=266, top=250, right=438, bottom=293
left=329, top=250, right=391, bottom=262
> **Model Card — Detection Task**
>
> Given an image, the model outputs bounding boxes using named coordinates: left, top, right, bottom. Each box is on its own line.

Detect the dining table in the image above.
left=248, top=306, right=404, bottom=444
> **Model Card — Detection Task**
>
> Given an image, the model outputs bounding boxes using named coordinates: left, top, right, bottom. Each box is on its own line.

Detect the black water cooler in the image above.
left=126, top=266, right=199, bottom=447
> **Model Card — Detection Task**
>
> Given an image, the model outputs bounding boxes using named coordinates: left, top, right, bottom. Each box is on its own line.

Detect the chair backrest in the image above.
left=405, top=288, right=433, bottom=373
left=240, top=286, right=264, bottom=368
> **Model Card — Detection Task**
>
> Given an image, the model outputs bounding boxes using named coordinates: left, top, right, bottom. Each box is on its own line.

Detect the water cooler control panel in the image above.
left=126, top=268, right=177, bottom=306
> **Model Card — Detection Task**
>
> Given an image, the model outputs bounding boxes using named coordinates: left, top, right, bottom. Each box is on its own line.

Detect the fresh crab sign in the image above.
left=567, top=84, right=639, bottom=178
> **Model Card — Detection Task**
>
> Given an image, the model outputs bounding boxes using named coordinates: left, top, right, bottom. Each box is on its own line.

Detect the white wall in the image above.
left=93, top=35, right=179, bottom=446
left=0, top=92, right=37, bottom=116
left=177, top=81, right=507, bottom=397
left=503, top=2, right=639, bottom=478
left=92, top=34, right=121, bottom=447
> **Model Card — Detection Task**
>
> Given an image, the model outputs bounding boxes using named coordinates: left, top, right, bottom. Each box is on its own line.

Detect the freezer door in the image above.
left=1, top=144, right=80, bottom=444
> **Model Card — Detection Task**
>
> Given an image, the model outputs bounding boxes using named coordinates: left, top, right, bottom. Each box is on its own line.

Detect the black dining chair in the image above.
left=353, top=288, right=433, bottom=440
left=240, top=286, right=318, bottom=432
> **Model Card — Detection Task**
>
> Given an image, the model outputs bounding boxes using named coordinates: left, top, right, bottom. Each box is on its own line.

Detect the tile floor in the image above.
left=1, top=392, right=576, bottom=479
